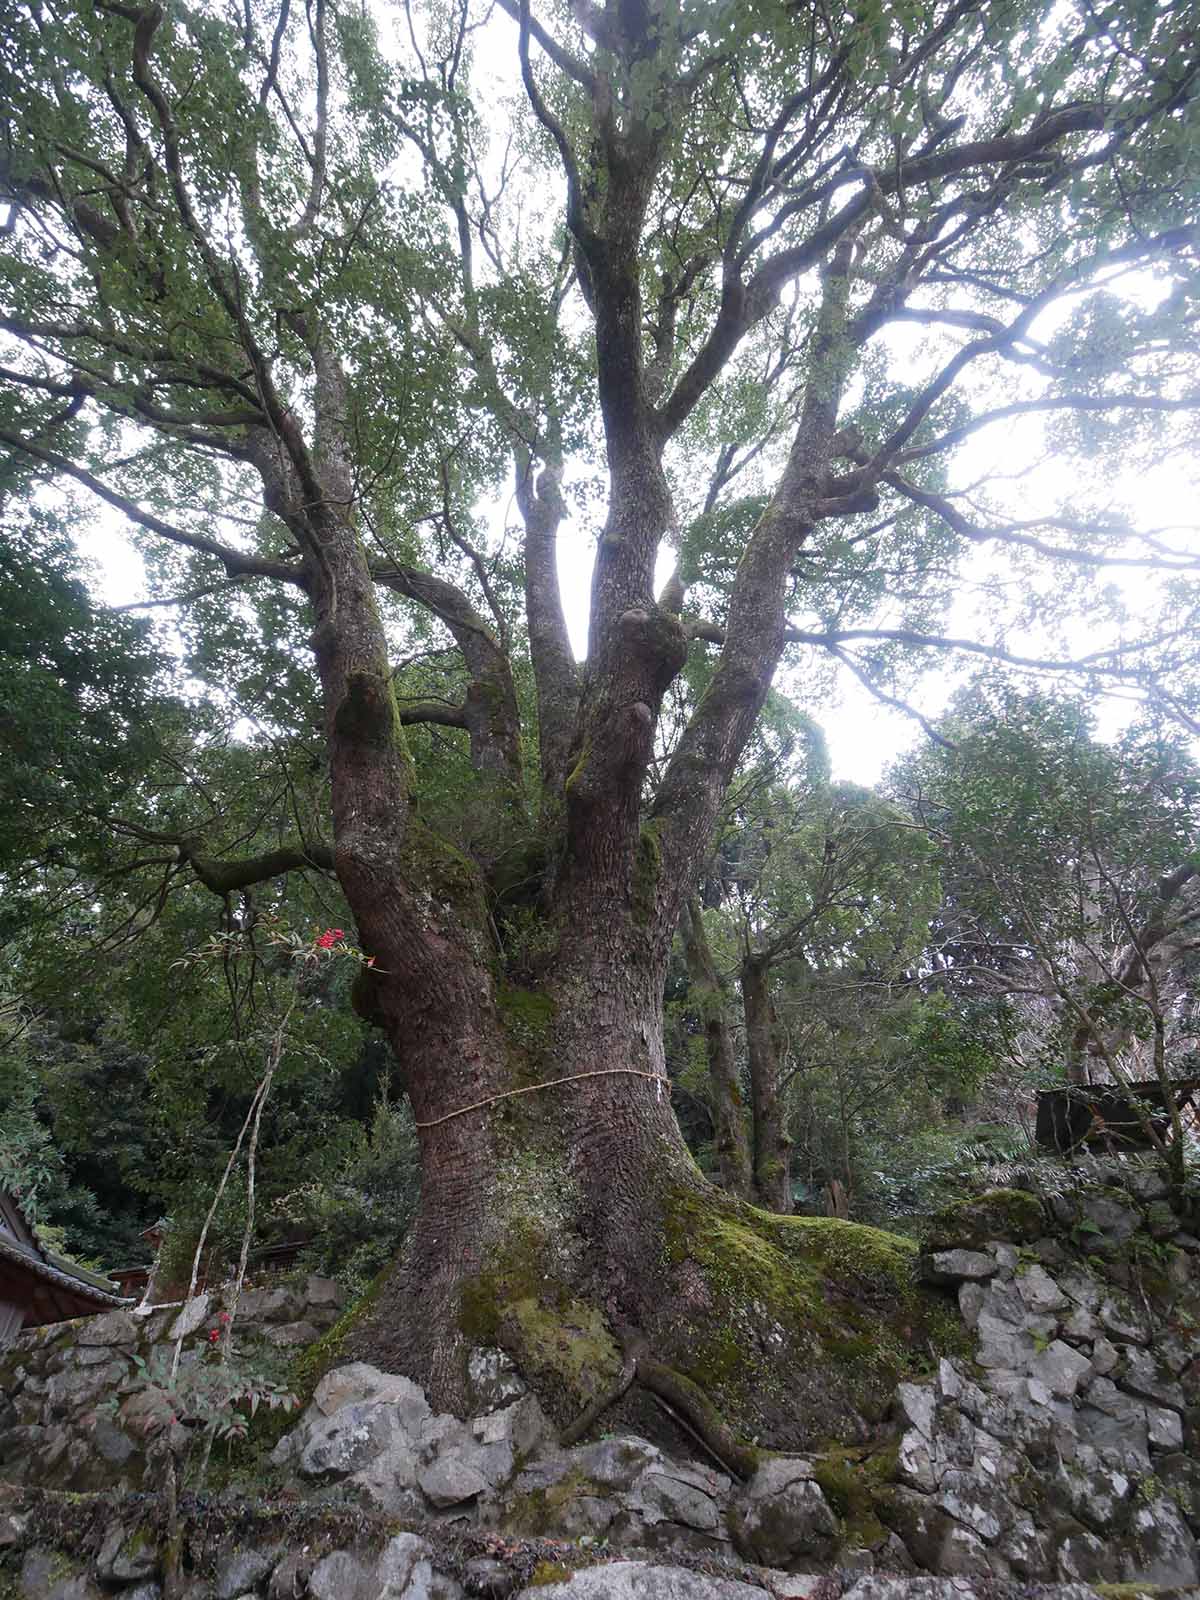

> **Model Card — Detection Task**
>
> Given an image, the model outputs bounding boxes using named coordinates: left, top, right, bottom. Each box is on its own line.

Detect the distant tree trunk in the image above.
left=742, top=957, right=794, bottom=1214
left=680, top=897, right=753, bottom=1198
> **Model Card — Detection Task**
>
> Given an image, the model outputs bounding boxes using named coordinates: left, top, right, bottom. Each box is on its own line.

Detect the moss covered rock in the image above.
left=922, top=1189, right=1045, bottom=1253
left=651, top=1190, right=970, bottom=1450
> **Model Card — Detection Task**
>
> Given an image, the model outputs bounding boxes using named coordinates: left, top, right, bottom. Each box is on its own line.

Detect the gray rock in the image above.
left=980, top=1277, right=1031, bottom=1327
left=41, top=1577, right=104, bottom=1600
left=376, top=1533, right=428, bottom=1594
left=266, top=1552, right=313, bottom=1599
left=1075, top=1401, right=1151, bottom=1475
left=214, top=1547, right=279, bottom=1600
left=471, top=1394, right=552, bottom=1459
left=44, top=1363, right=124, bottom=1418
left=881, top=1488, right=993, bottom=1576
left=1118, top=1346, right=1184, bottom=1410
left=1028, top=1339, right=1093, bottom=1398
left=96, top=1522, right=158, bottom=1582
left=376, top=1533, right=469, bottom=1598
left=305, top=1275, right=343, bottom=1307
left=1157, top=1328, right=1199, bottom=1375
left=419, top=1453, right=489, bottom=1507
left=73, top=1346, right=117, bottom=1367
left=0, top=1513, right=28, bottom=1548
left=895, top=1383, right=935, bottom=1439
left=1080, top=1192, right=1140, bottom=1247
left=296, top=1400, right=403, bottom=1480
left=924, top=1250, right=996, bottom=1283
left=1146, top=1402, right=1184, bottom=1449
left=1123, top=1165, right=1170, bottom=1202
left=634, top=1467, right=727, bottom=1534
left=467, top=1348, right=527, bottom=1412
left=996, top=1511, right=1052, bottom=1578
left=896, top=1429, right=938, bottom=1493
left=934, top=1467, right=1010, bottom=1543
left=169, top=1295, right=212, bottom=1342
left=974, top=1310, right=1036, bottom=1370
left=728, top=1457, right=836, bottom=1567
left=262, top=1321, right=320, bottom=1349
left=462, top=1557, right=519, bottom=1596
left=345, top=1427, right=424, bottom=1511
left=1015, top=1264, right=1069, bottom=1314
left=20, top=1548, right=60, bottom=1598
left=1061, top=1303, right=1096, bottom=1341
left=1121, top=1497, right=1200, bottom=1585
left=307, top=1550, right=376, bottom=1600
left=515, top=1563, right=765, bottom=1599
left=574, top=1435, right=662, bottom=1489
left=1054, top=1521, right=1120, bottom=1583
left=1098, top=1295, right=1150, bottom=1345
left=76, top=1309, right=138, bottom=1347
left=119, top=1389, right=171, bottom=1438
left=934, top=1361, right=985, bottom=1416
left=956, top=1281, right=986, bottom=1329
left=89, top=1417, right=137, bottom=1465
left=1052, top=1451, right=1134, bottom=1530
left=312, top=1362, right=432, bottom=1424
left=1058, top=1271, right=1100, bottom=1312
left=236, top=1286, right=302, bottom=1324
left=1090, top=1336, right=1119, bottom=1376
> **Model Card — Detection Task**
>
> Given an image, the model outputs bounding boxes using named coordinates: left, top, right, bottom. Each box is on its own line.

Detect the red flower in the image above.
left=219, top=1311, right=231, bottom=1324
left=208, top=1328, right=220, bottom=1342
left=316, top=927, right=345, bottom=950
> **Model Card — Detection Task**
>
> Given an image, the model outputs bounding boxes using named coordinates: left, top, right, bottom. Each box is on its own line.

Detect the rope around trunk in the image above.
left=412, top=1067, right=666, bottom=1129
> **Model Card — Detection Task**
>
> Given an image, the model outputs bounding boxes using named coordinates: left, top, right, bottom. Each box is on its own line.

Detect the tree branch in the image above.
left=0, top=427, right=304, bottom=583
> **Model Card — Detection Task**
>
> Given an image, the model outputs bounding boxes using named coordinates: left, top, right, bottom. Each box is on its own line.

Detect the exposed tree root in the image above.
left=633, top=1354, right=760, bottom=1480
left=559, top=1348, right=637, bottom=1446
left=558, top=1323, right=759, bottom=1481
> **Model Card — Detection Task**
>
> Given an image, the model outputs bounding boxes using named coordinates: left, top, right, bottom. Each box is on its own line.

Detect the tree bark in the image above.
left=680, top=897, right=753, bottom=1198
left=742, top=956, right=794, bottom=1214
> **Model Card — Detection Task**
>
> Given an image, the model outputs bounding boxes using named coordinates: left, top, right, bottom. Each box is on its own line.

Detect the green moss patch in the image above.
left=497, top=985, right=556, bottom=1060
left=812, top=1442, right=900, bottom=1549
left=922, top=1188, right=1045, bottom=1252
left=657, top=1187, right=970, bottom=1448
left=461, top=1246, right=622, bottom=1427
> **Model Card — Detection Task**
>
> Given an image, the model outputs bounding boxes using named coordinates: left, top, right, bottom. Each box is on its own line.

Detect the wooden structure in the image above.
left=109, top=1226, right=313, bottom=1304
left=1035, top=1079, right=1200, bottom=1155
left=0, top=1188, right=129, bottom=1350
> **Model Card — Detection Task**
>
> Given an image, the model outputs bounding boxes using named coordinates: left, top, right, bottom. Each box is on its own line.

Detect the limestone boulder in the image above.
left=374, top=1533, right=464, bottom=1599
left=213, top=1546, right=280, bottom=1600
left=727, top=1456, right=837, bottom=1568
left=76, top=1310, right=138, bottom=1348
left=95, top=1522, right=158, bottom=1583
left=515, top=1563, right=766, bottom=1599
left=467, top=1347, right=527, bottom=1412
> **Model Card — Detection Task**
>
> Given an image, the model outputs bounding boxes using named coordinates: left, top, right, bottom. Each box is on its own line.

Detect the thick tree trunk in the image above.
left=680, top=897, right=753, bottom=1198
left=352, top=937, right=709, bottom=1413
left=339, top=934, right=947, bottom=1459
left=742, top=957, right=794, bottom=1214
left=343, top=935, right=949, bottom=1458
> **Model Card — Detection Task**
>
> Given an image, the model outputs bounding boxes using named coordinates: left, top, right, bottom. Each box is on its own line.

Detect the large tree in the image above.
left=2, top=0, right=1198, bottom=1443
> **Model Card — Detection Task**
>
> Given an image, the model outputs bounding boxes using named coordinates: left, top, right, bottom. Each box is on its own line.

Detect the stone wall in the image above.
left=2, top=1161, right=1199, bottom=1599
left=884, top=1161, right=1200, bottom=1588
left=0, top=1276, right=344, bottom=1493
